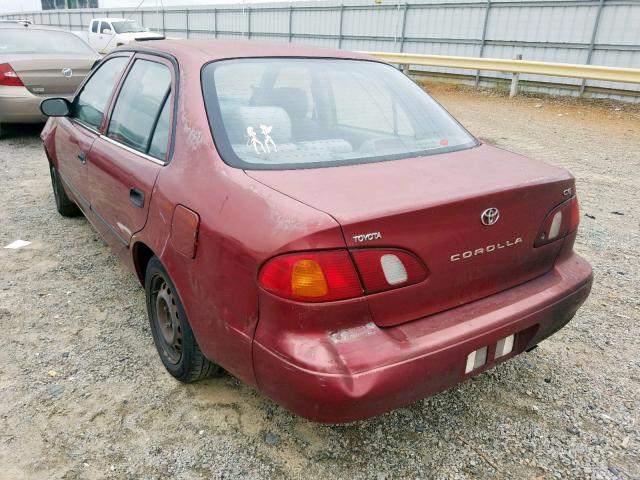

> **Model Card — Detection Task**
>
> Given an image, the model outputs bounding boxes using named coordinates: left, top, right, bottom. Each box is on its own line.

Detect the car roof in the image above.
left=124, top=39, right=373, bottom=64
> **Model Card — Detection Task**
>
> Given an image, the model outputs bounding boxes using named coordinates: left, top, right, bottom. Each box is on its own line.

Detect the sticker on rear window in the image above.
left=260, top=124, right=277, bottom=153
left=246, top=126, right=266, bottom=155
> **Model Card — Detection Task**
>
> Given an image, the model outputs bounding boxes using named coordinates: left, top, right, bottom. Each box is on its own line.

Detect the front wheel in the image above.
left=145, top=256, right=222, bottom=382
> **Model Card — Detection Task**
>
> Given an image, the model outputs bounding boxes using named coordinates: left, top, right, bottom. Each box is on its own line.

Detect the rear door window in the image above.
left=72, top=56, right=128, bottom=130
left=100, top=22, right=112, bottom=34
left=107, top=59, right=172, bottom=156
left=147, top=97, right=171, bottom=160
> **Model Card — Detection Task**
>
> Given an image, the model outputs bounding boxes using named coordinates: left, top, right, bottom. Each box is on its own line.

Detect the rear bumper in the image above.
left=253, top=251, right=593, bottom=423
left=0, top=85, right=49, bottom=123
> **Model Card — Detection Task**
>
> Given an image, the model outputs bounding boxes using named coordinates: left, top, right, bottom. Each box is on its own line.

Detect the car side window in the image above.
left=91, top=21, right=98, bottom=33
left=147, top=97, right=171, bottom=160
left=73, top=56, right=128, bottom=131
left=107, top=59, right=172, bottom=156
left=100, top=22, right=112, bottom=34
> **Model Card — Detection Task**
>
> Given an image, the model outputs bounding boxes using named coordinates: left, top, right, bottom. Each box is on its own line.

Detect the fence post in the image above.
left=580, top=0, right=604, bottom=96
left=214, top=8, right=217, bottom=39
left=510, top=54, right=522, bottom=97
left=288, top=6, right=293, bottom=42
left=475, top=0, right=491, bottom=87
left=247, top=7, right=251, bottom=39
left=399, top=3, right=408, bottom=53
left=161, top=8, right=165, bottom=35
left=338, top=4, right=345, bottom=48
left=185, top=9, right=189, bottom=39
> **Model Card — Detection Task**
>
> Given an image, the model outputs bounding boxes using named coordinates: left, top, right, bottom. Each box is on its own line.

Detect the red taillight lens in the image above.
left=259, top=250, right=362, bottom=302
left=535, top=196, right=580, bottom=247
left=568, top=195, right=580, bottom=233
left=0, top=63, right=24, bottom=87
left=351, top=249, right=428, bottom=294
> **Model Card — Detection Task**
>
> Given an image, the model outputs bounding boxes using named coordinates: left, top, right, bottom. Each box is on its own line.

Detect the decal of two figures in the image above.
left=247, top=125, right=277, bottom=154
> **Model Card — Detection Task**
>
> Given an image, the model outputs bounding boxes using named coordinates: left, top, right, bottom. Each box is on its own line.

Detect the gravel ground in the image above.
left=0, top=84, right=638, bottom=480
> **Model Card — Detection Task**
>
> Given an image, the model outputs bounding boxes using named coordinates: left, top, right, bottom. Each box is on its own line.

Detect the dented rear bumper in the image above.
left=253, top=249, right=592, bottom=423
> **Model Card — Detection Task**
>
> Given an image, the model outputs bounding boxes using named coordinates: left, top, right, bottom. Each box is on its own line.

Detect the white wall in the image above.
left=0, top=0, right=41, bottom=14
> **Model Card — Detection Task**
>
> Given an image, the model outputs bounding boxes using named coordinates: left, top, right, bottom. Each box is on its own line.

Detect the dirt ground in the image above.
left=0, top=85, right=638, bottom=480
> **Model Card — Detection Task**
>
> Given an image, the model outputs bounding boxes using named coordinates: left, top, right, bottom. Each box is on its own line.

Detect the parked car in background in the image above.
left=82, top=18, right=164, bottom=54
left=39, top=40, right=592, bottom=423
left=0, top=23, right=99, bottom=138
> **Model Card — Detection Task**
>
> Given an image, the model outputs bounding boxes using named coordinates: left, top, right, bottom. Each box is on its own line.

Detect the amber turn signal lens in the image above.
left=291, top=259, right=328, bottom=298
left=259, top=250, right=362, bottom=302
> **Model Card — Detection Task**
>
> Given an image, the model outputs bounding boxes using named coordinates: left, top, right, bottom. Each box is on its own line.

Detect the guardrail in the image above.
left=360, top=51, right=640, bottom=97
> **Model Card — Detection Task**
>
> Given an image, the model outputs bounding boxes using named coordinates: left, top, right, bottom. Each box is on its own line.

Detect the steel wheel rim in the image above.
left=151, top=275, right=183, bottom=365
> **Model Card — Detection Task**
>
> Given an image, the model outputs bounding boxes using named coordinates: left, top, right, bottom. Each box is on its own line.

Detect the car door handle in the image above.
left=129, top=188, right=144, bottom=208
left=77, top=151, right=86, bottom=164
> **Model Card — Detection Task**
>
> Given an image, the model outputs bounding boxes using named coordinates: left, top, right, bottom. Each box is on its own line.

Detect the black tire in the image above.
left=50, top=165, right=81, bottom=217
left=145, top=256, right=222, bottom=382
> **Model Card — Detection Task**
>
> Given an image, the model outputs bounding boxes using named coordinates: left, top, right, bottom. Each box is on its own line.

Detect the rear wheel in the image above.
left=145, top=256, right=222, bottom=382
left=50, top=165, right=81, bottom=217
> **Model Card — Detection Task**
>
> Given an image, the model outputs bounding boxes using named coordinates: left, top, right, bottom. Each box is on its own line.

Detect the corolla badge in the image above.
left=61, top=68, right=73, bottom=78
left=480, top=207, right=500, bottom=226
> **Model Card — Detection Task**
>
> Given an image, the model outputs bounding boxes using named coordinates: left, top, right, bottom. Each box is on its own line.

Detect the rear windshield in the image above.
left=202, top=58, right=477, bottom=170
left=0, top=28, right=95, bottom=55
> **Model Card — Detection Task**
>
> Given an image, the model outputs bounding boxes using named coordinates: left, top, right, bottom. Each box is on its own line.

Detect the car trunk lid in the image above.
left=7, top=54, right=96, bottom=96
left=246, top=143, right=575, bottom=327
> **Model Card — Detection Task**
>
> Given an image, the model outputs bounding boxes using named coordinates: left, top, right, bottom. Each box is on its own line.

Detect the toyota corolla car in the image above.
left=39, top=40, right=593, bottom=423
left=0, top=23, right=99, bottom=138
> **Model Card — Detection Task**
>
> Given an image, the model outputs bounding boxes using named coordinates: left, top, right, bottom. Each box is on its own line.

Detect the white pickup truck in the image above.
left=81, top=18, right=165, bottom=54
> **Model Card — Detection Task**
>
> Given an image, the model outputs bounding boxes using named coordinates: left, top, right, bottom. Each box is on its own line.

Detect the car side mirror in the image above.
left=103, top=28, right=113, bottom=35
left=40, top=98, right=71, bottom=117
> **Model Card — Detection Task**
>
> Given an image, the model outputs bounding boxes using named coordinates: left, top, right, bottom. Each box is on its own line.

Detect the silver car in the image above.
left=0, top=23, right=100, bottom=138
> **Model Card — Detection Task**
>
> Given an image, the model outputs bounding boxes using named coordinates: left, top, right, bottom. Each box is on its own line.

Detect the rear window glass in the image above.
left=202, top=58, right=476, bottom=170
left=0, top=28, right=95, bottom=55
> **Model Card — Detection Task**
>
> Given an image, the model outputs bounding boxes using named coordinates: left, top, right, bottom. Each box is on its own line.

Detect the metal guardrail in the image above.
left=361, top=51, right=640, bottom=96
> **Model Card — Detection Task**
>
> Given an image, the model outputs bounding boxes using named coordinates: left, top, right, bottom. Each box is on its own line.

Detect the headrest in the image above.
left=221, top=106, right=292, bottom=145
left=251, top=87, right=309, bottom=121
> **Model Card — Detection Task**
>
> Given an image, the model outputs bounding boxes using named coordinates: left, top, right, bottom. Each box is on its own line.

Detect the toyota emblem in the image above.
left=61, top=68, right=73, bottom=78
left=481, top=207, right=500, bottom=226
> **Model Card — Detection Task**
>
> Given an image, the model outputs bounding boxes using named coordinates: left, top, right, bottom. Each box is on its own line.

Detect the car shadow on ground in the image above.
left=1, top=123, right=45, bottom=140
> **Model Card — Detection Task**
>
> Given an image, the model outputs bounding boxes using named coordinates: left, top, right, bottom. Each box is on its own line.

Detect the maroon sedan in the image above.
left=40, top=40, right=592, bottom=422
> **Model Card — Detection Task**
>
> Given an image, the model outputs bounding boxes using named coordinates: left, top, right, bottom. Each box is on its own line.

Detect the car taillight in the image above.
left=259, top=248, right=428, bottom=302
left=0, top=63, right=24, bottom=87
left=259, top=250, right=362, bottom=302
left=351, top=249, right=428, bottom=294
left=535, top=196, right=580, bottom=247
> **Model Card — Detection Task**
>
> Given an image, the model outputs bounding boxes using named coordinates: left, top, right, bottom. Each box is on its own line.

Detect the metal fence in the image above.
left=3, top=0, right=640, bottom=101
